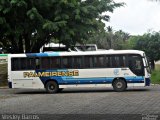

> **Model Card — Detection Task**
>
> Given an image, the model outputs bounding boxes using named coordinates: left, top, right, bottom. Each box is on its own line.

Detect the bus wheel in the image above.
left=113, top=79, right=126, bottom=92
left=45, top=81, right=58, bottom=93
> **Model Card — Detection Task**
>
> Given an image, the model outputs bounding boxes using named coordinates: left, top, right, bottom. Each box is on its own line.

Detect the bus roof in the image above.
left=8, top=50, right=145, bottom=58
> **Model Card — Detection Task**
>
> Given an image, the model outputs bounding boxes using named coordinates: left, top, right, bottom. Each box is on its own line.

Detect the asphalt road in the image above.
left=0, top=86, right=160, bottom=120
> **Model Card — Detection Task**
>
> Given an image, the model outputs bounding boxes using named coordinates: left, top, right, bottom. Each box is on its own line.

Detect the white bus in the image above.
left=8, top=50, right=151, bottom=93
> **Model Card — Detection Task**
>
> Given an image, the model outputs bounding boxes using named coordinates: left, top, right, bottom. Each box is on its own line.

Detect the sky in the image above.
left=105, top=0, right=160, bottom=35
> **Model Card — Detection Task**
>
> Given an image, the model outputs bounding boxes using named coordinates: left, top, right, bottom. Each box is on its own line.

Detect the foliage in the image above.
left=0, top=0, right=124, bottom=53
left=125, top=36, right=139, bottom=49
left=118, top=31, right=160, bottom=70
left=151, top=70, right=160, bottom=84
left=113, top=30, right=130, bottom=49
left=87, top=28, right=130, bottom=50
left=87, top=28, right=160, bottom=70
left=133, top=32, right=160, bottom=61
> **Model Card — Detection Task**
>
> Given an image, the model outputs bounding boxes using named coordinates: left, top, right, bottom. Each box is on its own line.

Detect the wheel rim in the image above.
left=116, top=82, right=123, bottom=89
left=49, top=84, right=55, bottom=91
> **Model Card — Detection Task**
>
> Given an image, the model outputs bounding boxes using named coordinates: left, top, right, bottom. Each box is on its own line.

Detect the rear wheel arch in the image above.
left=112, top=77, right=127, bottom=85
left=44, top=79, right=58, bottom=88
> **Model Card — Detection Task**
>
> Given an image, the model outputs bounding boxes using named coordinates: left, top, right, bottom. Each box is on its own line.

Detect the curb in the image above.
left=151, top=84, right=160, bottom=86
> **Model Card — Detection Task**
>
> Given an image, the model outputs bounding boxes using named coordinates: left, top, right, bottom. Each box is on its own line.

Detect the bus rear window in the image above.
left=11, top=58, right=36, bottom=71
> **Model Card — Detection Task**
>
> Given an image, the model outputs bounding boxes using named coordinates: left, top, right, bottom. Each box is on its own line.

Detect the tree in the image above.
left=112, top=30, right=130, bottom=49
left=0, top=0, right=124, bottom=53
left=87, top=28, right=130, bottom=50
left=87, top=30, right=110, bottom=49
left=126, top=32, right=160, bottom=69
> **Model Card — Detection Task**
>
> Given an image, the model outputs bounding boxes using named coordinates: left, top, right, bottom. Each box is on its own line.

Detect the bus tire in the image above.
left=45, top=81, right=59, bottom=93
left=113, top=79, right=126, bottom=92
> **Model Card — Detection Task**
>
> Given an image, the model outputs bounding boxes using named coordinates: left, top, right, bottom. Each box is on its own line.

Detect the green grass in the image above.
left=151, top=64, right=160, bottom=84
left=151, top=70, right=160, bottom=84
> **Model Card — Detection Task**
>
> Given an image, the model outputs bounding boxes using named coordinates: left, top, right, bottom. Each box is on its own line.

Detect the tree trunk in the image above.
left=24, top=34, right=31, bottom=53
left=18, top=35, right=24, bottom=53
left=32, top=39, right=45, bottom=53
left=32, top=34, right=50, bottom=53
left=10, top=36, right=19, bottom=53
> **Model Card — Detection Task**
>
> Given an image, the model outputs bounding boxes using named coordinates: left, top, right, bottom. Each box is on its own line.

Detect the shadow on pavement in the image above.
left=15, top=87, right=150, bottom=95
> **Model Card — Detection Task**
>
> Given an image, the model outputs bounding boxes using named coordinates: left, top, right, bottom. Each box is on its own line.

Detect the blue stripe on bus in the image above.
left=125, top=76, right=144, bottom=83
left=36, top=74, right=144, bottom=85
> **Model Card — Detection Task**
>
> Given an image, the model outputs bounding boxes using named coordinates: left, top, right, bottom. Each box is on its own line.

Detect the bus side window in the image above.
left=19, top=58, right=27, bottom=70
left=19, top=58, right=36, bottom=70
left=26, top=58, right=36, bottom=70
left=73, top=56, right=83, bottom=69
left=11, top=58, right=20, bottom=71
left=105, top=56, right=111, bottom=68
left=119, top=56, right=127, bottom=67
left=111, top=56, right=119, bottom=68
left=36, top=58, right=40, bottom=69
left=41, top=57, right=50, bottom=69
left=84, top=56, right=94, bottom=68
left=61, top=57, right=72, bottom=68
left=94, top=56, right=105, bottom=68
left=50, top=57, right=61, bottom=69
left=110, top=55, right=126, bottom=68
left=12, top=58, right=37, bottom=70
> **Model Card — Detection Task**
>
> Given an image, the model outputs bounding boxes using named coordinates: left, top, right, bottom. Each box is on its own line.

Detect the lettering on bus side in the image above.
left=23, top=70, right=79, bottom=78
